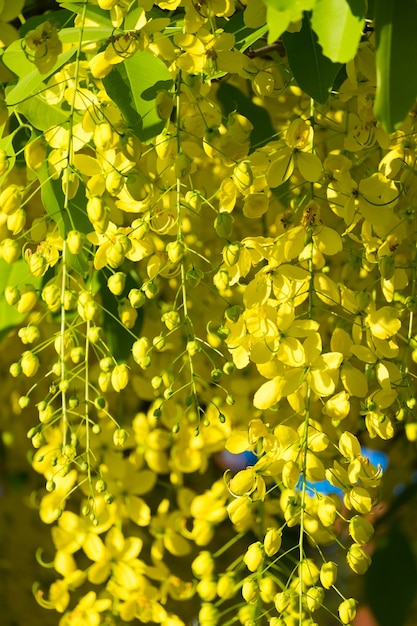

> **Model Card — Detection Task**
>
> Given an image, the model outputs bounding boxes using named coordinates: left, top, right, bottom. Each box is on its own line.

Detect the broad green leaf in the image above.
left=0, top=130, right=16, bottom=187
left=102, top=51, right=173, bottom=143
left=35, top=164, right=90, bottom=274
left=102, top=64, right=143, bottom=140
left=0, top=259, right=41, bottom=340
left=0, top=0, right=24, bottom=22
left=282, top=13, right=342, bottom=103
left=374, top=0, right=417, bottom=132
left=311, top=0, right=366, bottom=63
left=59, top=26, right=114, bottom=45
left=5, top=47, right=76, bottom=109
left=2, top=39, right=37, bottom=78
left=216, top=82, right=276, bottom=150
left=60, top=3, right=113, bottom=28
left=36, top=162, right=69, bottom=237
left=16, top=95, right=69, bottom=131
left=222, top=11, right=268, bottom=53
left=99, top=268, right=144, bottom=362
left=19, top=9, right=75, bottom=37
left=366, top=527, right=417, bottom=626
left=263, top=0, right=316, bottom=44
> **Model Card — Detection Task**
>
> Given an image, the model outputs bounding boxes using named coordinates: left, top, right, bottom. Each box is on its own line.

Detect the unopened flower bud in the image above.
left=113, top=427, right=129, bottom=447
left=244, top=541, right=263, bottom=572
left=128, top=288, right=146, bottom=308
left=66, top=230, right=84, bottom=255
left=87, top=196, right=106, bottom=223
left=95, top=479, right=107, bottom=493
left=16, top=284, right=38, bottom=313
left=349, top=515, right=374, bottom=545
left=227, top=495, right=252, bottom=525
left=118, top=298, right=138, bottom=328
left=217, top=572, right=236, bottom=599
left=142, top=280, right=158, bottom=299
left=152, top=334, right=166, bottom=351
left=2, top=238, right=20, bottom=264
left=87, top=326, right=103, bottom=343
left=0, top=184, right=22, bottom=215
left=4, top=285, right=20, bottom=306
left=274, top=590, right=292, bottom=613
left=175, top=152, right=192, bottom=178
left=27, top=252, right=47, bottom=278
left=192, top=551, right=214, bottom=578
left=166, top=240, right=185, bottom=264
left=186, top=339, right=200, bottom=355
left=242, top=578, right=258, bottom=604
left=20, top=351, right=40, bottom=377
left=299, top=558, right=319, bottom=586
left=317, top=495, right=338, bottom=527
left=185, top=189, right=201, bottom=213
left=24, top=136, right=47, bottom=171
left=282, top=460, right=300, bottom=489
left=320, top=561, right=338, bottom=589
left=338, top=598, right=357, bottom=624
left=161, top=310, right=181, bottom=330
left=198, top=604, right=219, bottom=625
left=42, top=283, right=61, bottom=312
left=305, top=586, right=324, bottom=612
left=215, top=211, right=234, bottom=238
left=233, top=160, right=253, bottom=193
left=7, top=208, right=26, bottom=234
left=229, top=468, right=256, bottom=496
left=222, top=241, right=241, bottom=267
left=107, top=272, right=126, bottom=295
left=38, top=403, right=54, bottom=423
left=347, top=543, right=372, bottom=574
left=132, top=337, right=149, bottom=362
left=111, top=363, right=129, bottom=392
left=264, top=527, right=282, bottom=556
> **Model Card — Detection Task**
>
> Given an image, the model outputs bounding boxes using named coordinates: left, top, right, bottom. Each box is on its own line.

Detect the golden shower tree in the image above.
left=0, top=1, right=417, bottom=625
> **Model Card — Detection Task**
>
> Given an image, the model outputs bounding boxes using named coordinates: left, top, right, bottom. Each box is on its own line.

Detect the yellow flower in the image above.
left=58, top=591, right=112, bottom=626
left=83, top=526, right=144, bottom=587
left=150, top=497, right=192, bottom=558
left=51, top=502, right=115, bottom=554
left=253, top=331, right=343, bottom=409
left=267, top=119, right=322, bottom=188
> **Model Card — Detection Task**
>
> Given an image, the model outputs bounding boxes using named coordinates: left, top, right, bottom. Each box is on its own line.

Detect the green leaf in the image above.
left=366, top=526, right=417, bottom=626
left=5, top=46, right=76, bottom=109
left=59, top=26, right=114, bottom=45
left=0, top=259, right=41, bottom=341
left=99, top=269, right=144, bottom=363
left=102, top=64, right=143, bottom=140
left=216, top=82, right=276, bottom=150
left=16, top=95, right=69, bottom=131
left=36, top=162, right=69, bottom=237
left=0, top=131, right=16, bottom=187
left=102, top=51, right=173, bottom=143
left=19, top=9, right=75, bottom=37
left=223, top=11, right=269, bottom=52
left=60, top=2, right=113, bottom=28
left=282, top=13, right=342, bottom=103
left=374, top=0, right=417, bottom=132
left=311, top=0, right=366, bottom=63
left=34, top=162, right=90, bottom=275
left=263, top=0, right=316, bottom=43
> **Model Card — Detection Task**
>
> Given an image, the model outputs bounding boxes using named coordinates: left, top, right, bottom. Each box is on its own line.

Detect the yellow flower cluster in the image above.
left=1, top=1, right=417, bottom=625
